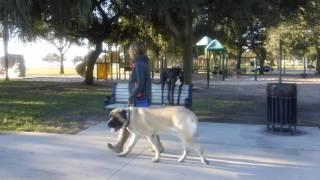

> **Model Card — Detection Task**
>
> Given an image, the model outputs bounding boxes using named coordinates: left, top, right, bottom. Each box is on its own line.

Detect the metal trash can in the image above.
left=267, top=83, right=297, bottom=133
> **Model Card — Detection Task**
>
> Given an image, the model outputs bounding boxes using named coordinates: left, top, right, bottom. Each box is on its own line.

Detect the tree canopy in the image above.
left=2, top=0, right=318, bottom=82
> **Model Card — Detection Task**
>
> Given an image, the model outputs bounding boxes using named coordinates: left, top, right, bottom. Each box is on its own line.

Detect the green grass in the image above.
left=26, top=67, right=78, bottom=76
left=192, top=96, right=265, bottom=123
left=193, top=98, right=256, bottom=113
left=0, top=80, right=110, bottom=134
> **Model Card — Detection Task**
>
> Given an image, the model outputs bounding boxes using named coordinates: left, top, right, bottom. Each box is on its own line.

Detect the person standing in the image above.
left=108, top=42, right=163, bottom=153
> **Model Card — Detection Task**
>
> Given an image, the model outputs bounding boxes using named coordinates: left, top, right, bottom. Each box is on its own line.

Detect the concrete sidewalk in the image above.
left=0, top=123, right=319, bottom=180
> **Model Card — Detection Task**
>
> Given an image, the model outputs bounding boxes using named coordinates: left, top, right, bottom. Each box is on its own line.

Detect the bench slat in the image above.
left=115, top=83, right=190, bottom=89
left=108, top=82, right=192, bottom=108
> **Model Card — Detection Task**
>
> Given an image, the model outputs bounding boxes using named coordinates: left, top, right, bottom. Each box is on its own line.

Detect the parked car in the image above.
left=251, top=65, right=273, bottom=72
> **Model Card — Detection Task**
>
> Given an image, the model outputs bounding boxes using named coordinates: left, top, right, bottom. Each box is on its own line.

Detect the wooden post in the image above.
left=117, top=45, right=120, bottom=80
left=279, top=40, right=282, bottom=83
left=225, top=53, right=228, bottom=78
left=303, top=56, right=306, bottom=78
left=104, top=50, right=107, bottom=79
left=161, top=55, right=164, bottom=71
left=151, top=56, right=154, bottom=79
left=110, top=48, right=113, bottom=80
left=254, top=56, right=258, bottom=81
left=283, top=55, right=286, bottom=75
left=222, top=52, right=225, bottom=81
left=206, top=49, right=210, bottom=88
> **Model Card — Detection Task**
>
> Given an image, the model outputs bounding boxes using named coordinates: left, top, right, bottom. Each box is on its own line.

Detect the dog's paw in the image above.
left=201, top=158, right=209, bottom=165
left=177, top=158, right=185, bottom=163
left=152, top=158, right=160, bottom=163
left=148, top=148, right=164, bottom=153
left=117, top=153, right=127, bottom=157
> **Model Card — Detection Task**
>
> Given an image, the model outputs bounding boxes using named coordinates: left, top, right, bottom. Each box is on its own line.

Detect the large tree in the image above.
left=203, top=0, right=272, bottom=70
left=0, top=0, right=32, bottom=80
left=35, top=0, right=123, bottom=84
left=197, top=0, right=304, bottom=72
left=76, top=0, right=123, bottom=84
left=269, top=1, right=320, bottom=74
left=300, top=0, right=320, bottom=74
left=125, top=0, right=212, bottom=84
left=127, top=0, right=306, bottom=81
left=47, top=36, right=72, bottom=74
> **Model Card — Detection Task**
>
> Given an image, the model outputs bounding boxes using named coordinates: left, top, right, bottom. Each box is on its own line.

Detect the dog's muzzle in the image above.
left=107, top=118, right=122, bottom=132
left=175, top=78, right=182, bottom=86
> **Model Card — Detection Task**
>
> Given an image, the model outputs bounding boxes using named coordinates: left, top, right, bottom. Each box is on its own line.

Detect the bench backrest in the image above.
left=111, top=82, right=192, bottom=106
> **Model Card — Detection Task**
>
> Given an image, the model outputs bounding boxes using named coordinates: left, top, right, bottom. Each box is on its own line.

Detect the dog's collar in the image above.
left=125, top=107, right=131, bottom=127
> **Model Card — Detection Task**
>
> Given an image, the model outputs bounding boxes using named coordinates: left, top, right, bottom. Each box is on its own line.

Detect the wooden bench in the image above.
left=104, top=82, right=192, bottom=110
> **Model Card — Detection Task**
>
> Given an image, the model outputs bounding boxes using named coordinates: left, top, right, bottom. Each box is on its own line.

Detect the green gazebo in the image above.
left=196, top=36, right=226, bottom=88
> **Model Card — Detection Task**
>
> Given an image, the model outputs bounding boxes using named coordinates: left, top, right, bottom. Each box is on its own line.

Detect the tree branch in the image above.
left=50, top=39, right=60, bottom=49
left=164, top=10, right=180, bottom=37
left=96, top=1, right=108, bottom=23
left=62, top=42, right=72, bottom=55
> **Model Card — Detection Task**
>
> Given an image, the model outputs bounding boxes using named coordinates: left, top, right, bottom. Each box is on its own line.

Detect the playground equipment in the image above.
left=195, top=36, right=226, bottom=88
left=96, top=47, right=131, bottom=80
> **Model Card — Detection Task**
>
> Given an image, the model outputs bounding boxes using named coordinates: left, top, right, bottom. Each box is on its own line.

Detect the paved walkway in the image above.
left=1, top=123, right=320, bottom=180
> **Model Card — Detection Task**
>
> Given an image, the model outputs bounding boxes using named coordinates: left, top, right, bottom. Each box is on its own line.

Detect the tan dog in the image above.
left=107, top=106, right=209, bottom=165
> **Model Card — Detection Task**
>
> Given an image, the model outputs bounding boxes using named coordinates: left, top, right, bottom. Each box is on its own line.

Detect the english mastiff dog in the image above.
left=107, top=106, right=209, bottom=165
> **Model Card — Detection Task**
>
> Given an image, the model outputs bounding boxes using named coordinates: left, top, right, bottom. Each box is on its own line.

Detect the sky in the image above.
left=0, top=37, right=90, bottom=68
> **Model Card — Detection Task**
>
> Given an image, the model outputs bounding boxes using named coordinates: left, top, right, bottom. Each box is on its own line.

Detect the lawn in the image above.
left=192, top=87, right=266, bottom=124
left=26, top=67, right=78, bottom=76
left=0, top=80, right=111, bottom=134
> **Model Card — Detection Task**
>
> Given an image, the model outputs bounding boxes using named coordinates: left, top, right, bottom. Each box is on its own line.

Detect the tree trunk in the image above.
left=84, top=41, right=102, bottom=85
left=3, top=15, right=9, bottom=81
left=258, top=58, right=264, bottom=75
left=316, top=48, right=320, bottom=74
left=236, top=45, right=242, bottom=70
left=182, top=18, right=193, bottom=84
left=59, top=50, right=64, bottom=74
left=258, top=48, right=266, bottom=75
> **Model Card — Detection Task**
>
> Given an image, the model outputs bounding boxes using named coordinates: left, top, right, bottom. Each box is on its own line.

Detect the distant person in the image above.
left=108, top=41, right=163, bottom=153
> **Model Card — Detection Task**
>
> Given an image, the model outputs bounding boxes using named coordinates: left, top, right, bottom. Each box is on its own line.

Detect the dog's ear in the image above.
left=117, top=109, right=129, bottom=127
left=109, top=109, right=117, bottom=116
left=119, top=109, right=127, bottom=120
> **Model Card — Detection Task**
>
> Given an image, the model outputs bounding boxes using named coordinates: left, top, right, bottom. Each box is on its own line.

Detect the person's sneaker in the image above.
left=107, top=143, right=123, bottom=153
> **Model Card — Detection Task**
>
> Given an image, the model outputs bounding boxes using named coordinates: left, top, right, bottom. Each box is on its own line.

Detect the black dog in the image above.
left=160, top=67, right=184, bottom=105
